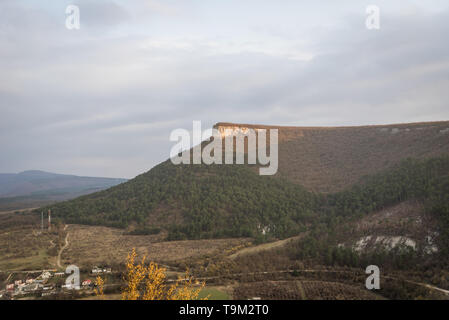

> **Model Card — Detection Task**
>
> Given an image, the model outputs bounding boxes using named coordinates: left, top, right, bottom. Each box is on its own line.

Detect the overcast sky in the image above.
left=1, top=0, right=449, bottom=178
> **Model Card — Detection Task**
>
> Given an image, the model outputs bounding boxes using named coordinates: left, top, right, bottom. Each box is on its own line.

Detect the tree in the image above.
left=94, top=276, right=105, bottom=299
left=100, top=248, right=207, bottom=300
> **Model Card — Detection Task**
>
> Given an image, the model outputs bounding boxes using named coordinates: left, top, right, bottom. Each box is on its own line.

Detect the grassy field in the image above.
left=60, top=224, right=248, bottom=268
left=0, top=214, right=246, bottom=274
left=198, top=287, right=230, bottom=300
left=0, top=249, right=51, bottom=271
left=0, top=212, right=64, bottom=270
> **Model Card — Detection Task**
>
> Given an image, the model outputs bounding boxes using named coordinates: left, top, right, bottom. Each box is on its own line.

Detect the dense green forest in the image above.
left=286, top=156, right=449, bottom=266
left=39, top=156, right=449, bottom=249
left=40, top=161, right=318, bottom=239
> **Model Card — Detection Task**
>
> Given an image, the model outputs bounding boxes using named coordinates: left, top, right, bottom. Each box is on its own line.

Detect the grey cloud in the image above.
left=0, top=2, right=448, bottom=177
left=74, top=0, right=130, bottom=28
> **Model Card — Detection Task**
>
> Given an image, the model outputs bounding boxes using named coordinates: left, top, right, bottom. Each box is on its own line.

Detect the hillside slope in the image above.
left=41, top=121, right=449, bottom=247
left=42, top=162, right=318, bottom=238
left=216, top=121, right=449, bottom=193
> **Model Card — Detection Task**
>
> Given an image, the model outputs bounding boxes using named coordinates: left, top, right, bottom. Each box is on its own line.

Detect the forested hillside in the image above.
left=40, top=155, right=449, bottom=249
left=285, top=157, right=449, bottom=267
left=37, top=121, right=449, bottom=257
left=40, top=162, right=318, bottom=239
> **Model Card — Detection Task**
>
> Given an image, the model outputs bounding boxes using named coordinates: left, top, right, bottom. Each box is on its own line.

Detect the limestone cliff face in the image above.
left=214, top=125, right=252, bottom=138
left=213, top=122, right=303, bottom=141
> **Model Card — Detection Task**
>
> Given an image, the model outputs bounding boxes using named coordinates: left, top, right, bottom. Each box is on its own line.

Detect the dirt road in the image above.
left=57, top=230, right=70, bottom=269
left=228, top=234, right=304, bottom=260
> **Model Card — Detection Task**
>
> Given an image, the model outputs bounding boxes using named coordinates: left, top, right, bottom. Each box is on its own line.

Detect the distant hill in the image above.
left=41, top=121, right=449, bottom=248
left=0, top=170, right=126, bottom=211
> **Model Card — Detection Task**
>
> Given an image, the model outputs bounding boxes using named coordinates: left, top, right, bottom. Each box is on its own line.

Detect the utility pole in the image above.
left=48, top=209, right=51, bottom=231
left=41, top=211, right=44, bottom=232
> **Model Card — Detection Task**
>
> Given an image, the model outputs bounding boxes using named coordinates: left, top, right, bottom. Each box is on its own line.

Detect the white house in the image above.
left=82, top=279, right=92, bottom=287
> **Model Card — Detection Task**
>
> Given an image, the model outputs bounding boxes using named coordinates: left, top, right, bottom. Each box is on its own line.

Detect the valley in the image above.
left=1, top=121, right=449, bottom=300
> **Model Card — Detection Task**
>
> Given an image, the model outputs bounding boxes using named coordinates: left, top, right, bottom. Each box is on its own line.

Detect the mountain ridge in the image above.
left=40, top=121, right=449, bottom=247
left=216, top=120, right=449, bottom=192
left=0, top=170, right=127, bottom=211
left=214, top=120, right=449, bottom=130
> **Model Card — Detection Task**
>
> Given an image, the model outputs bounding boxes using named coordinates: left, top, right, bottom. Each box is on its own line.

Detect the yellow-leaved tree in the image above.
left=97, top=248, right=206, bottom=300
left=94, top=276, right=105, bottom=299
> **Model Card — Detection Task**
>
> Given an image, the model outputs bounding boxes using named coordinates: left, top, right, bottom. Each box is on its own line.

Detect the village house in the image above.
left=40, top=271, right=52, bottom=280
left=23, top=283, right=42, bottom=293
left=82, top=279, right=92, bottom=287
left=41, top=291, right=56, bottom=297
left=91, top=266, right=112, bottom=274
left=91, top=266, right=102, bottom=274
